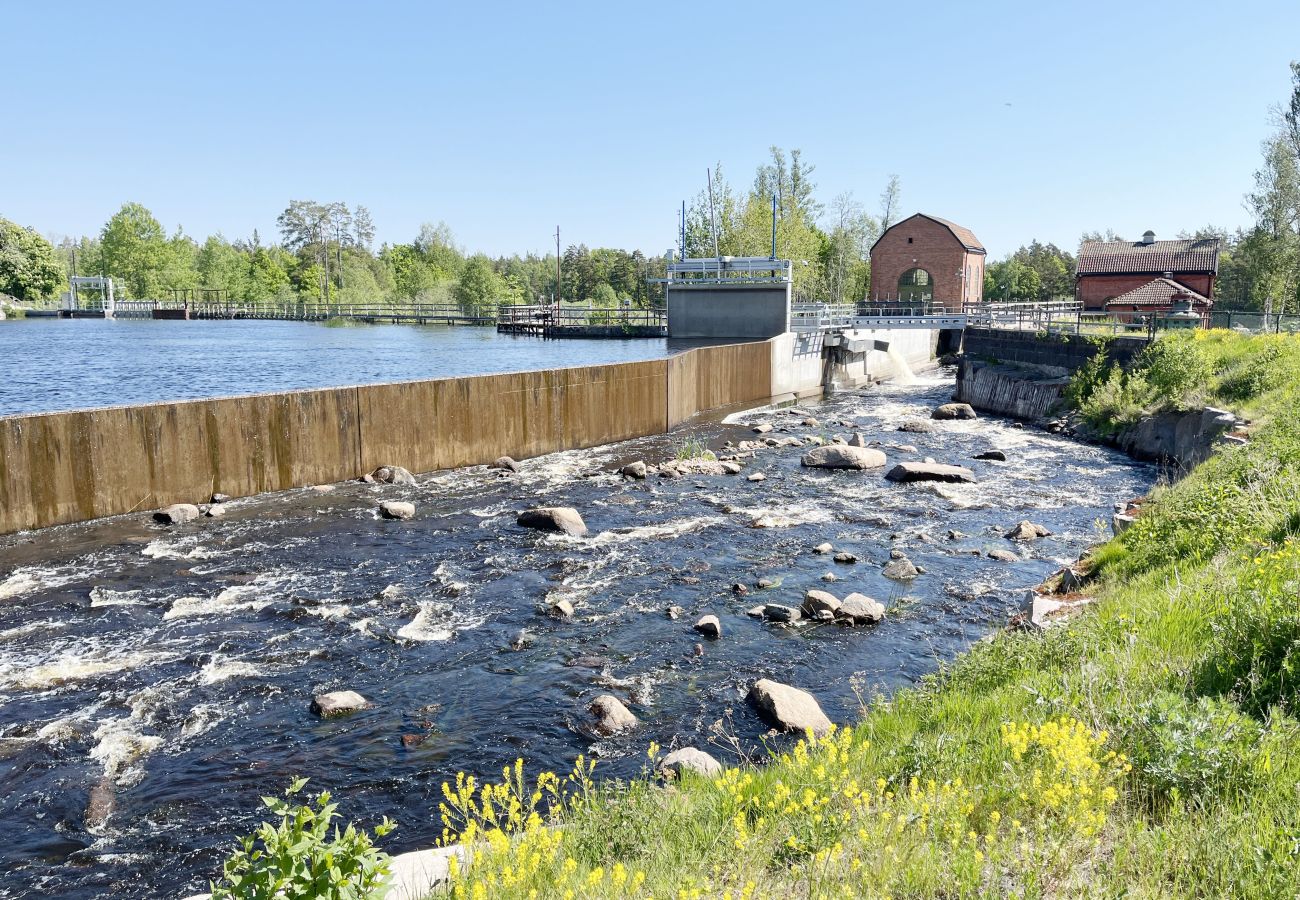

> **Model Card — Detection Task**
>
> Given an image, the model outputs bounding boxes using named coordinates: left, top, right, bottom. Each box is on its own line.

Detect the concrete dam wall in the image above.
left=0, top=340, right=776, bottom=535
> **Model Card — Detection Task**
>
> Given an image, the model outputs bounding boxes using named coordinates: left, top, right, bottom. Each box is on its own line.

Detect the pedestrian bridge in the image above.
left=791, top=300, right=1084, bottom=334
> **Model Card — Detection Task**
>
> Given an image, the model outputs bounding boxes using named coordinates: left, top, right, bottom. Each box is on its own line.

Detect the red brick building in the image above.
left=1103, top=277, right=1213, bottom=325
left=869, top=213, right=985, bottom=310
left=1075, top=231, right=1219, bottom=311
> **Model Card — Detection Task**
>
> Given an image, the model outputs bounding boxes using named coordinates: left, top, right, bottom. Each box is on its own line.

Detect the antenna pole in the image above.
left=555, top=226, right=561, bottom=305
left=680, top=200, right=686, bottom=259
left=770, top=192, right=777, bottom=259
left=706, top=168, right=719, bottom=259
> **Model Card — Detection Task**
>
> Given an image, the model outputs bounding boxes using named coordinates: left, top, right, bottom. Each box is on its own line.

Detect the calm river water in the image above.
left=0, top=319, right=676, bottom=416
left=0, top=367, right=1155, bottom=899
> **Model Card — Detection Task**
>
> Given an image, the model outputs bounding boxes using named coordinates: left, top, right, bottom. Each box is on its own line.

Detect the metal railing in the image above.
left=76, top=299, right=497, bottom=323
left=791, top=300, right=963, bottom=331
left=497, top=304, right=667, bottom=330
left=660, top=256, right=792, bottom=285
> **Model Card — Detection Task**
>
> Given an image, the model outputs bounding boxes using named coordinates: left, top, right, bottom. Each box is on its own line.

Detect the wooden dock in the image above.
left=91, top=301, right=496, bottom=325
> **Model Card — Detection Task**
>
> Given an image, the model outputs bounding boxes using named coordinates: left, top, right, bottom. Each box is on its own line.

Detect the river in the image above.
left=0, top=319, right=677, bottom=416
left=0, top=366, right=1154, bottom=898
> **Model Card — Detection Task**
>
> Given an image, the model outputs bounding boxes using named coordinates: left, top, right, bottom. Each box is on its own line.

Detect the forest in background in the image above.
left=3, top=61, right=1299, bottom=314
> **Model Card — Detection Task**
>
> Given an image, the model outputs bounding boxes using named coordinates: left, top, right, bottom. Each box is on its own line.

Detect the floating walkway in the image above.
left=496, top=304, right=667, bottom=338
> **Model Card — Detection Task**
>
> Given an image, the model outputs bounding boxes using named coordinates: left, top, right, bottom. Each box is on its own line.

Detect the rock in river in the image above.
left=153, top=504, right=200, bottom=525
left=694, top=614, right=722, bottom=639
left=801, top=445, right=887, bottom=470
left=801, top=590, right=841, bottom=618
left=836, top=593, right=885, bottom=624
left=974, top=449, right=1007, bottom=461
left=1006, top=520, right=1052, bottom=541
left=370, top=465, right=417, bottom=485
left=813, top=542, right=834, bottom=554
left=987, top=548, right=1020, bottom=562
left=589, top=694, right=638, bottom=734
left=760, top=603, right=802, bottom=623
left=882, top=558, right=919, bottom=580
left=620, top=460, right=648, bottom=479
left=885, top=462, right=975, bottom=484
left=311, top=690, right=372, bottom=718
left=659, top=747, right=723, bottom=779
left=517, top=507, right=588, bottom=537
left=549, top=598, right=575, bottom=618
left=931, top=403, right=978, bottom=420
left=490, top=456, right=520, bottom=473
left=380, top=500, right=416, bottom=520
left=746, top=678, right=832, bottom=737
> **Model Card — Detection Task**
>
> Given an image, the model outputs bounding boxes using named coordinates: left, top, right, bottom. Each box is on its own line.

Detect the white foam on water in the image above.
left=0, top=650, right=178, bottom=692
left=180, top=702, right=225, bottom=740
left=299, top=602, right=351, bottom=620
left=587, top=515, right=726, bottom=546
left=0, top=619, right=68, bottom=642
left=89, top=717, right=162, bottom=786
left=0, top=570, right=43, bottom=601
left=89, top=587, right=146, bottom=608
left=396, top=603, right=455, bottom=642
left=141, top=539, right=219, bottom=561
left=198, top=654, right=264, bottom=684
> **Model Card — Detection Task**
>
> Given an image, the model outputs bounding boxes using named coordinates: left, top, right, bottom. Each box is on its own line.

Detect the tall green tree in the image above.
left=0, top=218, right=62, bottom=302
left=100, top=202, right=167, bottom=298
left=454, top=255, right=503, bottom=312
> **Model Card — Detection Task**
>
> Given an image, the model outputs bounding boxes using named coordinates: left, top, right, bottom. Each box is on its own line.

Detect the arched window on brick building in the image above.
left=898, top=267, right=933, bottom=303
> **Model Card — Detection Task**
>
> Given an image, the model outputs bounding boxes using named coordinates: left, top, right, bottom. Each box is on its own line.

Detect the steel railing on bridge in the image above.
left=791, top=300, right=968, bottom=332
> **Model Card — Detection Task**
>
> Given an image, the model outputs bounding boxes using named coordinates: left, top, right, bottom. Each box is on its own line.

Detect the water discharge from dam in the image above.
left=0, top=372, right=1155, bottom=898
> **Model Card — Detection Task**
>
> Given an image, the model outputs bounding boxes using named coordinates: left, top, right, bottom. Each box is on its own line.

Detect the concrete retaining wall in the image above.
left=954, top=360, right=1070, bottom=420
left=962, top=327, right=1148, bottom=374
left=0, top=342, right=782, bottom=535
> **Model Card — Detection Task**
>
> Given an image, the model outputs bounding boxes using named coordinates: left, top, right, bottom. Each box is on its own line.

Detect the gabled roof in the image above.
left=1104, top=277, right=1211, bottom=307
left=1077, top=237, right=1220, bottom=276
left=871, top=213, right=986, bottom=254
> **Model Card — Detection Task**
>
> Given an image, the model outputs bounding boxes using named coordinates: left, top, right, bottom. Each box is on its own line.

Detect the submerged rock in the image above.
left=549, top=598, right=575, bottom=619
left=509, top=629, right=533, bottom=650
left=380, top=500, right=416, bottom=520
left=311, top=690, right=371, bottom=718
left=931, top=403, right=977, bottom=420
left=153, top=504, right=200, bottom=525
left=836, top=593, right=885, bottom=625
left=801, top=445, right=887, bottom=470
left=746, top=678, right=832, bottom=736
left=371, top=465, right=417, bottom=485
left=566, top=655, right=611, bottom=669
left=589, top=695, right=638, bottom=734
left=1006, top=520, right=1052, bottom=541
left=491, top=456, right=521, bottom=473
left=659, top=747, right=722, bottom=778
left=694, top=614, right=721, bottom=638
left=885, top=462, right=975, bottom=484
left=518, top=507, right=588, bottom=537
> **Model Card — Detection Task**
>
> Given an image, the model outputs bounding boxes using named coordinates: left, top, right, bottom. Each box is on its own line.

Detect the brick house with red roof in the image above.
left=1102, top=277, right=1213, bottom=326
left=869, top=213, right=986, bottom=311
left=1075, top=231, right=1219, bottom=313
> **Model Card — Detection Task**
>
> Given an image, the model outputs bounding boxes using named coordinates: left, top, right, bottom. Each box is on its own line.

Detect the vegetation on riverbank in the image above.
left=209, top=328, right=1300, bottom=898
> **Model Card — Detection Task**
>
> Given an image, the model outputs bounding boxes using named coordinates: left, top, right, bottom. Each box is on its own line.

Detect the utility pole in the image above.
left=706, top=168, right=719, bottom=260
left=555, top=226, right=561, bottom=306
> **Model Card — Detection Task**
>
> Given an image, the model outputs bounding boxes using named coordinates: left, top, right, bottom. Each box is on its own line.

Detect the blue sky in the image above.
left=3, top=0, right=1297, bottom=260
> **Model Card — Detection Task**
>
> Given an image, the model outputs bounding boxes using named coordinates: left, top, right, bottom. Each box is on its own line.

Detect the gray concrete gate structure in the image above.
left=664, top=257, right=793, bottom=339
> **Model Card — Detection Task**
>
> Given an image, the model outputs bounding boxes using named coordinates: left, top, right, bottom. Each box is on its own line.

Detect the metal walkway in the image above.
left=791, top=300, right=1086, bottom=333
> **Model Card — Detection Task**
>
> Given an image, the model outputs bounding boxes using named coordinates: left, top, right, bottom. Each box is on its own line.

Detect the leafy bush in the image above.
left=210, top=778, right=395, bottom=900
left=675, top=437, right=716, bottom=461
left=1077, top=367, right=1156, bottom=436
left=1134, top=333, right=1212, bottom=403
left=1119, top=692, right=1262, bottom=805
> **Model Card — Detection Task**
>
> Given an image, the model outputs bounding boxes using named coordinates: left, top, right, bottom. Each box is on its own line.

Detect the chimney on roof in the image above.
left=1141, top=230, right=1156, bottom=245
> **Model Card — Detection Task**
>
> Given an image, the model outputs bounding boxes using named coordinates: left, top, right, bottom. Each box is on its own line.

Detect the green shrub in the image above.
left=1078, top=367, right=1156, bottom=436
left=210, top=778, right=395, bottom=900
left=1134, top=333, right=1213, bottom=404
left=1119, top=692, right=1262, bottom=805
left=675, top=437, right=716, bottom=461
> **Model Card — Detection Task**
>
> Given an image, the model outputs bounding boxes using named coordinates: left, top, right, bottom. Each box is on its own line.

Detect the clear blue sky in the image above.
left=3, top=0, right=1298, bottom=260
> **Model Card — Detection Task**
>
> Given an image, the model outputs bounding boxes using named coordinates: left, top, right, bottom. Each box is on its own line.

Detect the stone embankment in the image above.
left=954, top=357, right=1245, bottom=470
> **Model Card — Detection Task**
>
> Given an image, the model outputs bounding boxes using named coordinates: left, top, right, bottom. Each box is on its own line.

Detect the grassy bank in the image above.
left=217, top=330, right=1300, bottom=899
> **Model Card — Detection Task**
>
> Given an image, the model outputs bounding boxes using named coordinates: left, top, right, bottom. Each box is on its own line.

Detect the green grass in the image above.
left=218, top=329, right=1300, bottom=898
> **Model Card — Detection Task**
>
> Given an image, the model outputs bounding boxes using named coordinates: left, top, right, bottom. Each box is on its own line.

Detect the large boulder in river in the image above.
left=490, top=456, right=520, bottom=473
left=370, top=465, right=417, bottom=485
left=746, top=679, right=832, bottom=737
left=836, top=592, right=885, bottom=625
left=885, top=462, right=975, bottom=484
left=897, top=420, right=933, bottom=433
left=1006, top=520, right=1052, bottom=541
left=931, top=403, right=978, bottom=420
left=694, top=614, right=721, bottom=639
left=379, top=500, right=416, bottom=520
left=517, top=507, right=588, bottom=537
left=311, top=690, right=371, bottom=718
left=974, top=449, right=1007, bottom=462
left=589, top=695, right=638, bottom=734
left=801, top=445, right=887, bottom=470
left=153, top=504, right=200, bottom=525
left=659, top=747, right=722, bottom=779
left=882, top=558, right=919, bottom=580
left=801, top=590, right=841, bottom=618
left=620, top=461, right=648, bottom=479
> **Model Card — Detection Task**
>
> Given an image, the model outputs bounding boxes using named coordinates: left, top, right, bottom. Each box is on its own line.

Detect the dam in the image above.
left=0, top=280, right=1158, bottom=898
